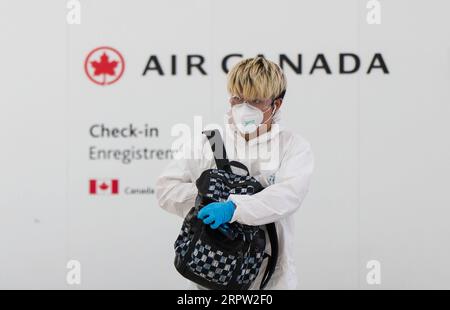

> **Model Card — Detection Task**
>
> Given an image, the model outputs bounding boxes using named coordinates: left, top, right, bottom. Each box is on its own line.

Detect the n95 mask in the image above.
left=231, top=103, right=276, bottom=134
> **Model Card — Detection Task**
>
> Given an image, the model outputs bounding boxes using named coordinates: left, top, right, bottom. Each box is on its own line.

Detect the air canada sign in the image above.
left=141, top=53, right=389, bottom=76
left=85, top=47, right=389, bottom=85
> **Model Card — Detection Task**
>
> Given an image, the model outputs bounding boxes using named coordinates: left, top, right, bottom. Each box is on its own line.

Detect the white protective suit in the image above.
left=156, top=108, right=314, bottom=289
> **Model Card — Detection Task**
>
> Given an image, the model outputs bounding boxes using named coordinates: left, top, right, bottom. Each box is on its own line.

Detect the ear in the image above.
left=274, top=98, right=283, bottom=110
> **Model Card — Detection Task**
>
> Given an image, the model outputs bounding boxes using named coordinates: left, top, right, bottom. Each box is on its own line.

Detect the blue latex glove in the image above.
left=197, top=200, right=236, bottom=229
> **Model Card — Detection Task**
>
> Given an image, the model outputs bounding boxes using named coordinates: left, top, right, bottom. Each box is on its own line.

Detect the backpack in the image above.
left=173, top=129, right=278, bottom=290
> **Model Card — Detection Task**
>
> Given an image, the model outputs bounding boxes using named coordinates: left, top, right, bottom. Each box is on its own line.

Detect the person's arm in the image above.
left=155, top=135, right=212, bottom=218
left=155, top=156, right=198, bottom=219
left=227, top=136, right=314, bottom=226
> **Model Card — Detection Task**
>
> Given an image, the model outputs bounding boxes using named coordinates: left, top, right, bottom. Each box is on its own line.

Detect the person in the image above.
left=156, top=56, right=314, bottom=289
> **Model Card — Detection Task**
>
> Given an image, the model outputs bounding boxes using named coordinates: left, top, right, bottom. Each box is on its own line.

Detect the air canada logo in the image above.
left=84, top=47, right=125, bottom=85
left=89, top=179, right=119, bottom=195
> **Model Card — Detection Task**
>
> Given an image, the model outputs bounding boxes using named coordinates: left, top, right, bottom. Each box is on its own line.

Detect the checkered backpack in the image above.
left=174, top=129, right=278, bottom=290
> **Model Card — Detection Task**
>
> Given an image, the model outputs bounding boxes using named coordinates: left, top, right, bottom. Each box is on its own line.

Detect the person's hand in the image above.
left=197, top=200, right=236, bottom=229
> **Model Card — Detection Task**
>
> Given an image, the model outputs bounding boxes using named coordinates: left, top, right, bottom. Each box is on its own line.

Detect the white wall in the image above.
left=0, top=0, right=449, bottom=289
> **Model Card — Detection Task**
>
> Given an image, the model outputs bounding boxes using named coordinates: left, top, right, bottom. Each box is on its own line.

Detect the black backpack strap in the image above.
left=202, top=129, right=231, bottom=172
left=260, top=223, right=278, bottom=290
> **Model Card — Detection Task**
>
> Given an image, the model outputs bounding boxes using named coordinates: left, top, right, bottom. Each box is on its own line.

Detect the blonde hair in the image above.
left=227, top=56, right=287, bottom=101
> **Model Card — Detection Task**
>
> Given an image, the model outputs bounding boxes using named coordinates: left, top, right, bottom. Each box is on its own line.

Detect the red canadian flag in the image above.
left=89, top=179, right=119, bottom=195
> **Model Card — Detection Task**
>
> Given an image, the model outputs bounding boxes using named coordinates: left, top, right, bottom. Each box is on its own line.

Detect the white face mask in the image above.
left=231, top=103, right=277, bottom=134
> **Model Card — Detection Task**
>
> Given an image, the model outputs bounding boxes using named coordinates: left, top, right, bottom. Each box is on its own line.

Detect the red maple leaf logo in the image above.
left=85, top=47, right=125, bottom=86
left=90, top=53, right=118, bottom=84
left=99, top=182, right=109, bottom=190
